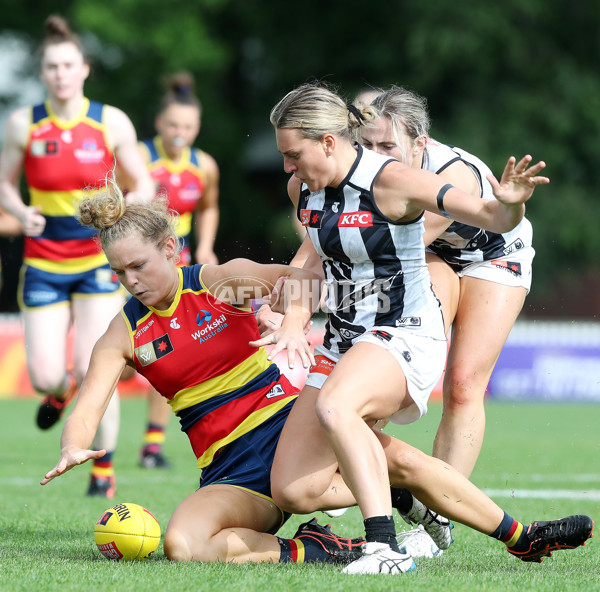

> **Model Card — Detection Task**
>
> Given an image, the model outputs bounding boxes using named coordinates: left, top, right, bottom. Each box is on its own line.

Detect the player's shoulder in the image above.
left=4, top=106, right=32, bottom=144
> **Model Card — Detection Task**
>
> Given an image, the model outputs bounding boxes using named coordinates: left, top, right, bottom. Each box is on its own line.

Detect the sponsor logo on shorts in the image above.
left=371, top=329, right=393, bottom=342
left=337, top=212, right=373, bottom=227
left=503, top=239, right=525, bottom=255
left=402, top=351, right=412, bottom=362
left=311, top=355, right=336, bottom=376
left=266, top=384, right=285, bottom=398
left=300, top=209, right=325, bottom=228
left=25, top=289, right=57, bottom=305
left=135, top=333, right=174, bottom=366
left=491, top=260, right=522, bottom=277
left=95, top=267, right=118, bottom=289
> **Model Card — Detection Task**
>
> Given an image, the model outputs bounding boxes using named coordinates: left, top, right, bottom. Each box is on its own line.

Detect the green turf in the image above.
left=0, top=398, right=598, bottom=591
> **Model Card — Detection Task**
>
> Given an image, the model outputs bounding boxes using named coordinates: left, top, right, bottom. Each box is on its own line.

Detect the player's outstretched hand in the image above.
left=41, top=447, right=106, bottom=486
left=249, top=321, right=315, bottom=370
left=487, top=155, right=549, bottom=205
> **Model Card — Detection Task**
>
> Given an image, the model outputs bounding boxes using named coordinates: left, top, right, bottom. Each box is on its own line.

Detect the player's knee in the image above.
left=272, top=482, right=317, bottom=514
left=30, top=372, right=67, bottom=395
left=444, top=367, right=484, bottom=409
left=388, top=446, right=426, bottom=487
left=163, top=528, right=193, bottom=562
left=314, top=392, right=346, bottom=434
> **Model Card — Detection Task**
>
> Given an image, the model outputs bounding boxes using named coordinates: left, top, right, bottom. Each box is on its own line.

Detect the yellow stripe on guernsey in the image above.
left=28, top=186, right=106, bottom=217
left=170, top=348, right=271, bottom=413
left=195, top=396, right=296, bottom=470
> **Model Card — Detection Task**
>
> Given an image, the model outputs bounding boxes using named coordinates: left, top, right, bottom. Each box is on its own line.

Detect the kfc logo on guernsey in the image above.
left=338, top=212, right=373, bottom=227
left=300, top=209, right=325, bottom=228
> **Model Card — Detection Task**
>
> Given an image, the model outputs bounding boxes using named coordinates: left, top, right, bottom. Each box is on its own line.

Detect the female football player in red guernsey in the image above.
left=41, top=178, right=369, bottom=565
left=135, top=72, right=221, bottom=470
left=0, top=15, right=154, bottom=498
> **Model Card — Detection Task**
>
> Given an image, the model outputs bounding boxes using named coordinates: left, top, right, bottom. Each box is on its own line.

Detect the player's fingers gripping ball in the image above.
left=94, top=502, right=161, bottom=561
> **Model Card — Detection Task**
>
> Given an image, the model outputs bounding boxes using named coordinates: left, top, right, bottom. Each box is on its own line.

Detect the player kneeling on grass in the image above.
left=40, top=179, right=362, bottom=565
left=41, top=178, right=594, bottom=571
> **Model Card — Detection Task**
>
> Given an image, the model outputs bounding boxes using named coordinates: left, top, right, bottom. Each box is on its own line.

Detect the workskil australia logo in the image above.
left=192, top=311, right=228, bottom=342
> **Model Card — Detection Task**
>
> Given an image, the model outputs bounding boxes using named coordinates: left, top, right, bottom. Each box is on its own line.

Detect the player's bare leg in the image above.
left=73, top=293, right=123, bottom=497
left=433, top=277, right=527, bottom=477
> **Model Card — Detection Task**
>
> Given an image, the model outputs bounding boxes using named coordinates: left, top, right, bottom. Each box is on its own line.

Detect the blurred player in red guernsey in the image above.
left=0, top=15, right=154, bottom=498
left=134, top=72, right=220, bottom=470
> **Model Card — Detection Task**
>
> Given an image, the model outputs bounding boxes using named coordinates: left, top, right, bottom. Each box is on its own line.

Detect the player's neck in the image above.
left=48, top=94, right=85, bottom=122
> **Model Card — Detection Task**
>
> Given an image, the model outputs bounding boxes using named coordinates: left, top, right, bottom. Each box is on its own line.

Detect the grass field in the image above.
left=1, top=397, right=599, bottom=591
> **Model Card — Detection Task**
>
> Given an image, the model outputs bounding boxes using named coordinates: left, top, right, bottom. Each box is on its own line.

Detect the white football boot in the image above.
left=399, top=495, right=453, bottom=550
left=397, top=524, right=443, bottom=558
left=342, top=542, right=416, bottom=575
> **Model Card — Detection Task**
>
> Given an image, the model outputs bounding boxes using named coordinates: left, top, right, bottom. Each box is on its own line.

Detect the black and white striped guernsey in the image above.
left=423, top=140, right=533, bottom=271
left=297, top=145, right=444, bottom=355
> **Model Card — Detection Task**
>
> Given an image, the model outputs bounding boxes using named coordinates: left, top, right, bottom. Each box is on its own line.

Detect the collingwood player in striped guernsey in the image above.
left=356, top=86, right=537, bottom=555
left=268, top=82, right=558, bottom=574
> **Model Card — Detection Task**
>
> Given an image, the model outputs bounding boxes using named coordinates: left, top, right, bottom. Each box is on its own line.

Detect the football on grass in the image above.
left=94, top=502, right=161, bottom=561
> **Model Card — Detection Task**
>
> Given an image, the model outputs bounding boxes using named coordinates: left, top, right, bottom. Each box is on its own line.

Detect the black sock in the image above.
left=364, top=515, right=400, bottom=552
left=390, top=487, right=413, bottom=514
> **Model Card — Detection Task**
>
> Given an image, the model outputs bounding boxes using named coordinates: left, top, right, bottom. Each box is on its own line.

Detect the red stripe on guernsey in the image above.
left=338, top=211, right=373, bottom=227
left=187, top=374, right=295, bottom=461
left=289, top=539, right=299, bottom=562
left=501, top=520, right=518, bottom=543
left=24, top=237, right=101, bottom=261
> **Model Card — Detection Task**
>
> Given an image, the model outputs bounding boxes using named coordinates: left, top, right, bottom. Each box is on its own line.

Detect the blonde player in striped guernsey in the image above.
left=0, top=15, right=154, bottom=498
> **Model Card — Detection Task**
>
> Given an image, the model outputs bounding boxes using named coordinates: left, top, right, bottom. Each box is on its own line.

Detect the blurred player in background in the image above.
left=135, top=72, right=220, bottom=469
left=0, top=14, right=154, bottom=498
